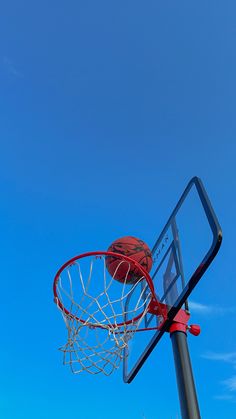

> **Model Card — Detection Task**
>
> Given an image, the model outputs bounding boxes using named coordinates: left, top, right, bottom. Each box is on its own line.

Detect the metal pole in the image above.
left=170, top=331, right=201, bottom=419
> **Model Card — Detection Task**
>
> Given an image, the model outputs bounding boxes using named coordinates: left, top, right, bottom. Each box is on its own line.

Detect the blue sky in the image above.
left=1, top=1, right=236, bottom=418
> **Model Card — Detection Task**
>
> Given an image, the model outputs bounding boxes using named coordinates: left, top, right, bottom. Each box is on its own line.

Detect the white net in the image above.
left=54, top=255, right=153, bottom=375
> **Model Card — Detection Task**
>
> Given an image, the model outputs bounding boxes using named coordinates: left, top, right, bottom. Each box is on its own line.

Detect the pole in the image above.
left=170, top=331, right=201, bottom=419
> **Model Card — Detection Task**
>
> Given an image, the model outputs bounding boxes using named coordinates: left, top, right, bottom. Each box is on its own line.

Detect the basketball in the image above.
left=106, top=236, right=153, bottom=284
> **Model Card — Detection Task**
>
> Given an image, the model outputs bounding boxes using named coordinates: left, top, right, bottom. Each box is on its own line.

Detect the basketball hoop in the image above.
left=53, top=251, right=165, bottom=376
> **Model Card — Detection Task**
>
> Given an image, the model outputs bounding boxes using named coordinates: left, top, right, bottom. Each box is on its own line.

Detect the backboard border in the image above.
left=123, top=176, right=222, bottom=383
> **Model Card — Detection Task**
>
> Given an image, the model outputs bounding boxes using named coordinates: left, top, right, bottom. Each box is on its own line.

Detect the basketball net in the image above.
left=54, top=253, right=157, bottom=376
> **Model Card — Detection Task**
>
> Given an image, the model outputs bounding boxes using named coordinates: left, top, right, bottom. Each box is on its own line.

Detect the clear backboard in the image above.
left=123, top=177, right=222, bottom=383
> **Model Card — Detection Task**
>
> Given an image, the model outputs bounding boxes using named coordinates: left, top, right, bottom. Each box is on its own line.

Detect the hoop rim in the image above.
left=53, top=251, right=161, bottom=328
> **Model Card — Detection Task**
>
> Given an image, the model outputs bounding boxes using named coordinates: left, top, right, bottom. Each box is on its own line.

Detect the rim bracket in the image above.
left=148, top=299, right=200, bottom=336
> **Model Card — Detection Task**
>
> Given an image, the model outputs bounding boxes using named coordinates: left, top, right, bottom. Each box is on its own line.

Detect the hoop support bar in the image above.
left=170, top=331, right=201, bottom=419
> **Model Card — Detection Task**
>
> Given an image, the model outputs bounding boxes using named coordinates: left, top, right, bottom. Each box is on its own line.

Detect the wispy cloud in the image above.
left=222, top=376, right=236, bottom=392
left=202, top=352, right=236, bottom=365
left=188, top=301, right=212, bottom=313
left=188, top=300, right=235, bottom=316
left=2, top=56, right=23, bottom=78
left=214, top=394, right=236, bottom=401
left=202, top=352, right=236, bottom=402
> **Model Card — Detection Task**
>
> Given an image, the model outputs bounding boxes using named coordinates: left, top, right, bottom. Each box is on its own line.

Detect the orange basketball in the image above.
left=106, top=236, right=153, bottom=284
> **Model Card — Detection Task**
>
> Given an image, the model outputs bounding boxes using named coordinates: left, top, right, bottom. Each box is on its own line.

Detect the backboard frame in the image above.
left=123, top=176, right=222, bottom=383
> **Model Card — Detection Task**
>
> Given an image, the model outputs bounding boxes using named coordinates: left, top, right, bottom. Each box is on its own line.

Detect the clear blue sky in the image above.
left=1, top=1, right=236, bottom=418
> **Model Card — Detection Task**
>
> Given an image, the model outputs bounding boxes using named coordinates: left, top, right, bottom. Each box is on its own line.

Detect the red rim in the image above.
left=53, top=251, right=161, bottom=328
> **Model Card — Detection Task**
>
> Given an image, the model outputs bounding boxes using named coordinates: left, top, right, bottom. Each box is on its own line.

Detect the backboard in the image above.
left=123, top=177, right=222, bottom=383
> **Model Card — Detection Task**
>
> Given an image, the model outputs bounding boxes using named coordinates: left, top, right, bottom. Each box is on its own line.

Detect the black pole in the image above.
left=170, top=331, right=201, bottom=419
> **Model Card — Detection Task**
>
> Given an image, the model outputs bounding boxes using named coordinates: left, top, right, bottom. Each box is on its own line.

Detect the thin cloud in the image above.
left=214, top=394, right=236, bottom=401
left=2, top=56, right=23, bottom=78
left=188, top=300, right=235, bottom=316
left=202, top=352, right=236, bottom=364
left=202, top=352, right=236, bottom=402
left=188, top=301, right=212, bottom=313
left=222, top=376, right=236, bottom=392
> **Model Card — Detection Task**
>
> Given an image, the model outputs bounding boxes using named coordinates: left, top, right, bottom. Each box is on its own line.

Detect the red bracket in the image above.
left=169, top=309, right=190, bottom=334
left=148, top=299, right=168, bottom=319
left=148, top=298, right=200, bottom=336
